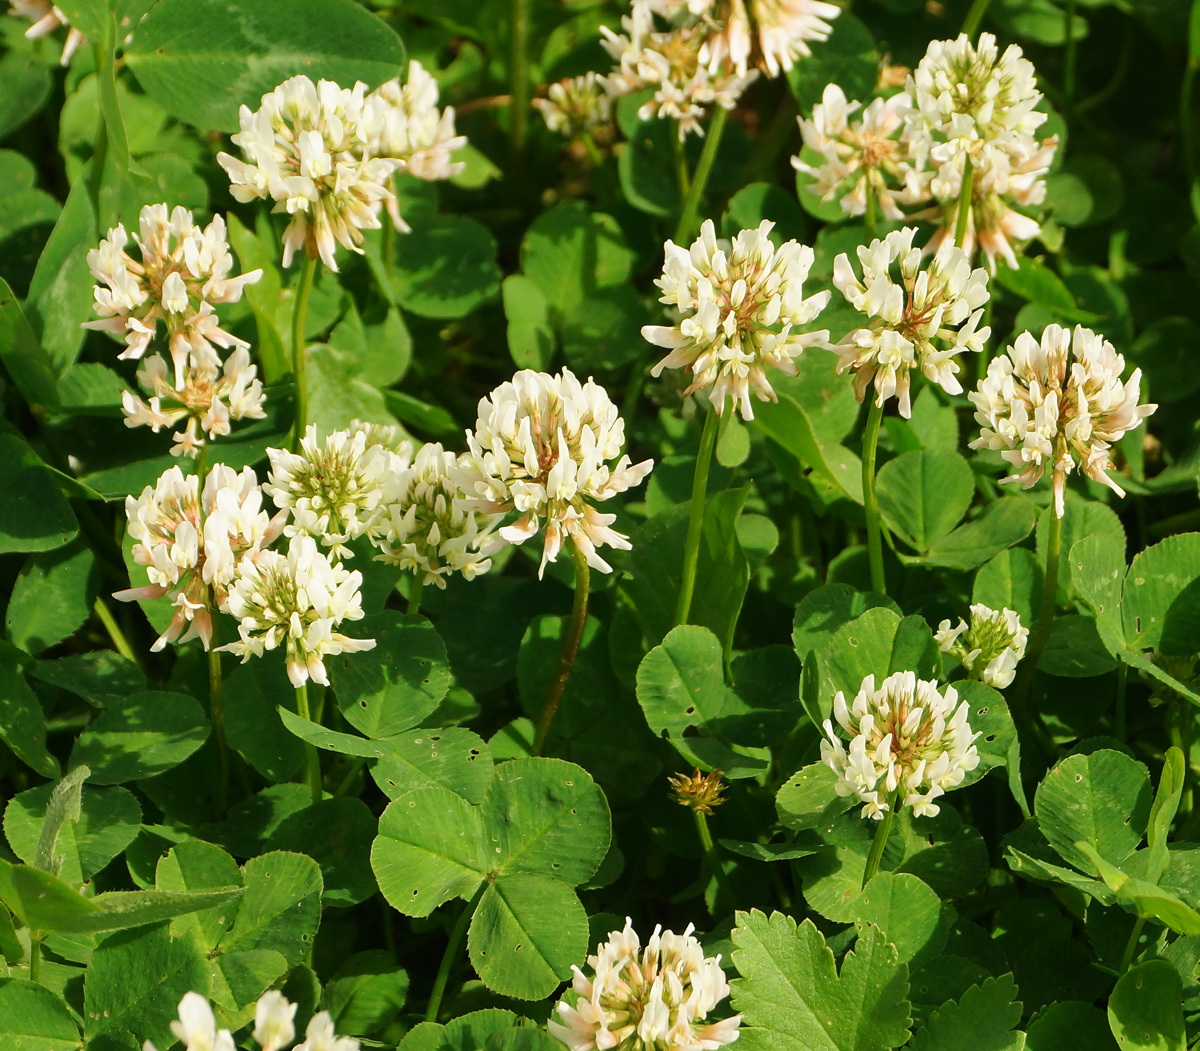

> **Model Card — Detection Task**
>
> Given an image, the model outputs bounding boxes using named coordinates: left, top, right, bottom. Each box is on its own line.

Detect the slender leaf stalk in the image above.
left=674, top=106, right=728, bottom=244
left=961, top=0, right=994, bottom=38
left=676, top=407, right=721, bottom=626
left=290, top=254, right=318, bottom=452
left=93, top=598, right=138, bottom=665
left=1014, top=503, right=1063, bottom=707
left=533, top=541, right=591, bottom=756
left=693, top=809, right=736, bottom=911
left=861, top=399, right=887, bottom=596
left=425, top=883, right=487, bottom=1023
left=295, top=682, right=322, bottom=804
left=1119, top=914, right=1146, bottom=975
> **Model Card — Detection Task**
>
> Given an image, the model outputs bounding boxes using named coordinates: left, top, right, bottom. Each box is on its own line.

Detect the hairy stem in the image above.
left=533, top=541, right=591, bottom=756
left=675, top=105, right=728, bottom=244
left=290, top=254, right=318, bottom=452
left=294, top=682, right=322, bottom=804
left=862, top=800, right=898, bottom=887
left=676, top=406, right=721, bottom=626
left=425, top=883, right=487, bottom=1023
left=861, top=399, right=887, bottom=596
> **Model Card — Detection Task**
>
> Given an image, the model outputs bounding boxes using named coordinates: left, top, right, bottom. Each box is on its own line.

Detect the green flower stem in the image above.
left=953, top=156, right=975, bottom=250
left=425, top=883, right=487, bottom=1023
left=862, top=799, right=898, bottom=888
left=93, top=597, right=138, bottom=665
left=861, top=399, right=887, bottom=596
left=533, top=540, right=591, bottom=757
left=960, top=0, right=994, bottom=38
left=1014, top=502, right=1063, bottom=708
left=672, top=126, right=691, bottom=199
left=382, top=208, right=396, bottom=281
left=509, top=0, right=531, bottom=154
left=1119, top=913, right=1146, bottom=975
left=674, top=105, right=728, bottom=245
left=208, top=646, right=229, bottom=814
left=29, top=933, right=41, bottom=985
left=675, top=406, right=721, bottom=626
left=581, top=131, right=604, bottom=167
left=290, top=254, right=318, bottom=452
left=693, top=809, right=736, bottom=911
left=294, top=682, right=322, bottom=804
left=408, top=578, right=425, bottom=617
left=335, top=757, right=367, bottom=798
left=865, top=184, right=878, bottom=236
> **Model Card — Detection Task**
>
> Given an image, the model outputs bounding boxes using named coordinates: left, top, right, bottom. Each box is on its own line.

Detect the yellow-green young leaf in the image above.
left=1108, top=960, right=1186, bottom=1051
left=908, top=974, right=1024, bottom=1051
left=1034, top=750, right=1152, bottom=875
left=466, top=873, right=588, bottom=1001
left=852, top=873, right=946, bottom=968
left=0, top=978, right=81, bottom=1050
left=730, top=910, right=911, bottom=1051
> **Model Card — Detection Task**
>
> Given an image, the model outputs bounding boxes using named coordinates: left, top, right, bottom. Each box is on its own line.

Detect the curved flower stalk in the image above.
left=601, top=0, right=758, bottom=139
left=10, top=1, right=86, bottom=64
left=792, top=84, right=923, bottom=223
left=365, top=60, right=466, bottom=232
left=114, top=465, right=284, bottom=652
left=832, top=226, right=991, bottom=418
left=936, top=603, right=1028, bottom=689
left=549, top=917, right=741, bottom=1051
left=821, top=670, right=981, bottom=822
left=84, top=204, right=262, bottom=388
left=218, top=534, right=374, bottom=689
left=455, top=368, right=654, bottom=577
left=145, top=990, right=358, bottom=1051
left=374, top=443, right=503, bottom=589
left=969, top=323, right=1156, bottom=519
left=265, top=424, right=411, bottom=560
left=217, top=75, right=402, bottom=271
left=644, top=219, right=831, bottom=420
left=122, top=347, right=266, bottom=459
left=534, top=72, right=614, bottom=140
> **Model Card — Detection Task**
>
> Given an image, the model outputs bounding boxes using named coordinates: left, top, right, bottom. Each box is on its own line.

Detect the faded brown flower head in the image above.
left=668, top=767, right=728, bottom=814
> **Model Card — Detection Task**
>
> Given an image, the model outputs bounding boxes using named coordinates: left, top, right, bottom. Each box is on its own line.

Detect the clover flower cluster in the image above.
left=831, top=226, right=990, bottom=418
left=550, top=917, right=741, bottom=1051
left=455, top=368, right=654, bottom=577
left=821, top=670, right=981, bottom=819
left=115, top=465, right=284, bottom=652
left=85, top=204, right=265, bottom=457
left=601, top=1, right=758, bottom=139
left=147, top=990, right=358, bottom=1051
left=534, top=72, right=614, bottom=139
left=936, top=603, right=1028, bottom=689
left=969, top=324, right=1156, bottom=518
left=10, top=0, right=86, bottom=64
left=373, top=442, right=503, bottom=588
left=643, top=219, right=830, bottom=418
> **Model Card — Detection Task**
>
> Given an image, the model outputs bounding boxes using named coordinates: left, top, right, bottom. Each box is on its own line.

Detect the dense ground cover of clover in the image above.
left=1, top=0, right=1199, bottom=1049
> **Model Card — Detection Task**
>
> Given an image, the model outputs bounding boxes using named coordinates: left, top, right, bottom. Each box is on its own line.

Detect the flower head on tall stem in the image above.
left=601, top=0, right=758, bottom=139
left=218, top=535, right=375, bottom=688
left=821, top=670, right=980, bottom=819
left=793, top=84, right=923, bottom=221
left=831, top=225, right=990, bottom=418
left=549, top=917, right=741, bottom=1051
left=644, top=219, right=830, bottom=418
left=114, top=465, right=284, bottom=652
left=9, top=1, right=86, bottom=64
left=374, top=443, right=503, bottom=587
left=936, top=603, right=1028, bottom=689
left=84, top=204, right=262, bottom=387
left=217, top=75, right=402, bottom=271
left=455, top=368, right=654, bottom=577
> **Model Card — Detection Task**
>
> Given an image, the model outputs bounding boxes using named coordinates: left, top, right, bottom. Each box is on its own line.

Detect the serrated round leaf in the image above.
left=1108, top=960, right=1186, bottom=1051
left=0, top=978, right=81, bottom=1050
left=5, top=782, right=141, bottom=885
left=853, top=872, right=946, bottom=967
left=480, top=757, right=610, bottom=885
left=331, top=613, right=450, bottom=739
left=467, top=873, right=588, bottom=1000
left=388, top=215, right=501, bottom=319
left=370, top=727, right=493, bottom=805
left=1122, top=534, right=1200, bottom=656
left=1035, top=750, right=1151, bottom=873
left=876, top=448, right=975, bottom=552
left=908, top=974, right=1024, bottom=1051
left=70, top=691, right=209, bottom=784
left=372, top=788, right=486, bottom=917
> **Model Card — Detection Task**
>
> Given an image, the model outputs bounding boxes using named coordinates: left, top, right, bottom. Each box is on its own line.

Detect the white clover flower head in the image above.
left=114, top=465, right=284, bottom=652
left=454, top=368, right=654, bottom=577
left=695, top=0, right=841, bottom=79
left=374, top=444, right=502, bottom=588
left=122, top=347, right=267, bottom=458
left=217, top=75, right=403, bottom=271
left=792, top=84, right=924, bottom=222
left=9, top=1, right=86, bottom=64
left=218, top=535, right=375, bottom=688
left=643, top=219, right=830, bottom=419
left=821, top=670, right=981, bottom=820
left=969, top=323, right=1157, bottom=518
left=254, top=991, right=298, bottom=1051
left=83, top=204, right=262, bottom=387
left=601, top=1, right=758, bottom=139
left=534, top=72, right=615, bottom=138
left=831, top=225, right=990, bottom=418
left=167, top=992, right=235, bottom=1051
left=936, top=603, right=1028, bottom=689
left=265, top=424, right=406, bottom=559
left=348, top=417, right=415, bottom=459
left=549, top=917, right=741, bottom=1051
left=365, top=60, right=466, bottom=232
